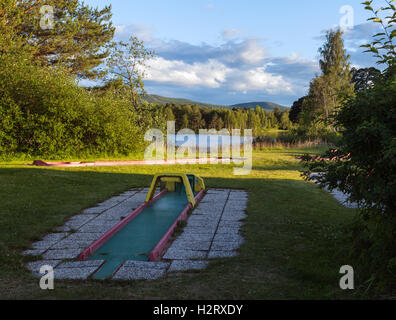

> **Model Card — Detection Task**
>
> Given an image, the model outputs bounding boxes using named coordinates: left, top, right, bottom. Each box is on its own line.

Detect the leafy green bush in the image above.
left=303, top=66, right=396, bottom=294
left=0, top=52, right=149, bottom=158
left=301, top=0, right=396, bottom=295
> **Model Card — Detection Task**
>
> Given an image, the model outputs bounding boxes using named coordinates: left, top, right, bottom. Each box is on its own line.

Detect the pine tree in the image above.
left=181, top=113, right=189, bottom=129
left=190, top=105, right=202, bottom=132
left=3, top=0, right=115, bottom=79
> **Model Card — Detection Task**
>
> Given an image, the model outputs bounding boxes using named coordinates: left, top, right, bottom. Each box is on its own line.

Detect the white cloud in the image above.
left=144, top=57, right=293, bottom=95
left=115, top=24, right=155, bottom=43
left=229, top=67, right=293, bottom=94
left=222, top=39, right=268, bottom=66
left=144, top=57, right=231, bottom=88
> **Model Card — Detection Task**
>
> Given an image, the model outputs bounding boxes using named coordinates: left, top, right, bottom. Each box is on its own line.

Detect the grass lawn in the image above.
left=0, top=147, right=359, bottom=299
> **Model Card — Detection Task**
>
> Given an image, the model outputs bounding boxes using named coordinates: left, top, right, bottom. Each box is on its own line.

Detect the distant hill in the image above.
left=143, top=94, right=288, bottom=111
left=230, top=101, right=289, bottom=111
left=143, top=94, right=221, bottom=108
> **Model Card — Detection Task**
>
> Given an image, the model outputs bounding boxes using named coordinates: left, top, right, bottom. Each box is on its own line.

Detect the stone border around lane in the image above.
left=24, top=188, right=248, bottom=280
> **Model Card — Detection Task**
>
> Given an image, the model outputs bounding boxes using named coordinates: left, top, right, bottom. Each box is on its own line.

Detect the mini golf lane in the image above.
left=24, top=188, right=247, bottom=280
left=88, top=191, right=191, bottom=279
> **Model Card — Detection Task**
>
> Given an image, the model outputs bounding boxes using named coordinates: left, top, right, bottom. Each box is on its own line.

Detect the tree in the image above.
left=273, top=106, right=282, bottom=123
left=180, top=114, right=189, bottom=129
left=191, top=105, right=202, bottom=132
left=303, top=0, right=396, bottom=293
left=302, top=29, right=355, bottom=125
left=2, top=0, right=115, bottom=79
left=289, top=96, right=306, bottom=123
left=279, top=111, right=291, bottom=130
left=163, top=106, right=175, bottom=121
left=105, top=36, right=155, bottom=110
left=351, top=67, right=381, bottom=91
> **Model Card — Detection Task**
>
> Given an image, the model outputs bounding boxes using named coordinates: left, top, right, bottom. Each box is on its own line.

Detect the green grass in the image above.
left=0, top=147, right=359, bottom=299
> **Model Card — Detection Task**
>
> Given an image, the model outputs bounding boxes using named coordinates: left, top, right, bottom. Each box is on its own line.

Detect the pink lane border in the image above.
left=78, top=189, right=168, bottom=261
left=149, top=189, right=206, bottom=261
left=32, top=159, right=225, bottom=168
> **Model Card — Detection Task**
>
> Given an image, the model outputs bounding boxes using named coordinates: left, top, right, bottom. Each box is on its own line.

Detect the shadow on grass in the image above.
left=0, top=166, right=357, bottom=299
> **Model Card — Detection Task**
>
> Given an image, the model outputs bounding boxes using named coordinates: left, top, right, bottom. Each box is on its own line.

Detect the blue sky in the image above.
left=83, top=0, right=382, bottom=106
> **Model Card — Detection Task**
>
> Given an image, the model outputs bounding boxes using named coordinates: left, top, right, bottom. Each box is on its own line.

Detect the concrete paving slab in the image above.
left=98, top=195, right=130, bottom=205
left=163, top=248, right=207, bottom=260
left=221, top=211, right=247, bottom=221
left=187, top=215, right=220, bottom=224
left=56, top=260, right=104, bottom=268
left=213, top=233, right=244, bottom=243
left=211, top=241, right=243, bottom=251
left=78, top=224, right=113, bottom=233
left=31, top=240, right=59, bottom=250
left=92, top=214, right=123, bottom=223
left=182, top=226, right=217, bottom=235
left=51, top=239, right=94, bottom=249
left=208, top=251, right=238, bottom=259
left=112, top=266, right=166, bottom=280
left=64, top=232, right=103, bottom=241
left=54, top=267, right=100, bottom=280
left=229, top=191, right=248, bottom=197
left=229, top=190, right=247, bottom=194
left=168, top=260, right=208, bottom=272
left=42, top=233, right=69, bottom=242
left=327, top=188, right=358, bottom=208
left=64, top=218, right=95, bottom=230
left=22, top=249, right=46, bottom=256
left=200, top=195, right=228, bottom=203
left=216, top=227, right=241, bottom=234
left=226, top=203, right=248, bottom=211
left=123, top=260, right=170, bottom=269
left=206, top=189, right=229, bottom=194
left=99, top=205, right=137, bottom=219
left=218, top=220, right=244, bottom=228
left=224, top=202, right=247, bottom=211
left=56, top=226, right=72, bottom=232
left=65, top=214, right=97, bottom=225
left=82, top=206, right=107, bottom=214
left=196, top=203, right=225, bottom=211
left=81, top=219, right=118, bottom=228
left=26, top=260, right=61, bottom=276
left=191, top=211, right=223, bottom=219
left=186, top=219, right=219, bottom=228
left=176, top=233, right=214, bottom=242
left=43, top=249, right=81, bottom=260
left=169, top=240, right=212, bottom=251
left=127, top=194, right=147, bottom=202
left=119, top=189, right=140, bottom=197
left=193, top=207, right=224, bottom=216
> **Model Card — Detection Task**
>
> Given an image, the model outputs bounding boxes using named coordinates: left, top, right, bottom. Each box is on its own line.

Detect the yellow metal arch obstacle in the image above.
left=145, top=173, right=205, bottom=207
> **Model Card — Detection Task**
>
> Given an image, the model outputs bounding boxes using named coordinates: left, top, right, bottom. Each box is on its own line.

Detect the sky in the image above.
left=83, top=0, right=383, bottom=106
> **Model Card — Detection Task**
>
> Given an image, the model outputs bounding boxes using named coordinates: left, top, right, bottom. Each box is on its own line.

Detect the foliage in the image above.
left=157, top=103, right=292, bottom=135
left=105, top=36, right=155, bottom=110
left=360, top=0, right=395, bottom=68
left=351, top=67, right=381, bottom=91
left=1, top=0, right=115, bottom=79
left=0, top=51, right=146, bottom=158
left=301, top=29, right=355, bottom=126
left=289, top=96, right=306, bottom=124
left=302, top=0, right=396, bottom=294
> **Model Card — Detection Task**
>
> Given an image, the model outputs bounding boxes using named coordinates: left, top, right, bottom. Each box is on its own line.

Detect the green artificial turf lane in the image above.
left=89, top=190, right=189, bottom=279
